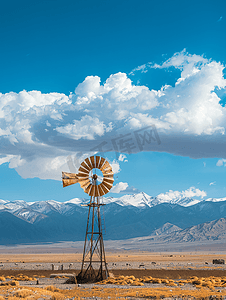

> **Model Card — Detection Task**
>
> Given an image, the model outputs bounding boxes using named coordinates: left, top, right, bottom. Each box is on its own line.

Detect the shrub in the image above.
left=131, top=281, right=144, bottom=286
left=152, top=278, right=162, bottom=284
left=14, top=289, right=33, bottom=298
left=0, top=280, right=19, bottom=286
left=45, top=286, right=61, bottom=292
left=50, top=293, right=65, bottom=300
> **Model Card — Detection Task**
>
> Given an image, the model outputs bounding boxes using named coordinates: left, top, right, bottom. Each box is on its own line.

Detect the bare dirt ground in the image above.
left=0, top=250, right=226, bottom=263
left=0, top=250, right=225, bottom=299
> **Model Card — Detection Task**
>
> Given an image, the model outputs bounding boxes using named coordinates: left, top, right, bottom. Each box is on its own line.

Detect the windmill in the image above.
left=62, top=156, right=114, bottom=283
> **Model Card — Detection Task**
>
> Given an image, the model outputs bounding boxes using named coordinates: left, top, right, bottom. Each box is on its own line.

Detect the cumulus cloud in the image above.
left=56, top=115, right=109, bottom=140
left=153, top=50, right=226, bottom=135
left=111, top=182, right=129, bottom=193
left=216, top=159, right=226, bottom=167
left=111, top=181, right=140, bottom=194
left=110, top=159, right=121, bottom=174
left=1, top=50, right=226, bottom=180
left=157, top=187, right=207, bottom=201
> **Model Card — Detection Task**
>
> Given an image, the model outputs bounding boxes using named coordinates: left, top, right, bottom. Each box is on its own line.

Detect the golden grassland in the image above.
left=0, top=277, right=226, bottom=299
left=1, top=251, right=226, bottom=263
left=1, top=274, right=226, bottom=299
left=0, top=252, right=226, bottom=298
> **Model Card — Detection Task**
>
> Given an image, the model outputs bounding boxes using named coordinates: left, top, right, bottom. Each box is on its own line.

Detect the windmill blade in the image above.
left=100, top=161, right=110, bottom=172
left=84, top=183, right=92, bottom=195
left=94, top=186, right=101, bottom=197
left=77, top=172, right=90, bottom=180
left=98, top=157, right=106, bottom=169
left=78, top=166, right=90, bottom=175
left=90, top=156, right=96, bottom=168
left=99, top=183, right=109, bottom=194
left=102, top=177, right=114, bottom=184
left=102, top=165, right=112, bottom=172
left=81, top=161, right=92, bottom=172
left=95, top=156, right=101, bottom=169
left=104, top=172, right=114, bottom=178
left=97, top=184, right=106, bottom=196
left=89, top=185, right=95, bottom=196
left=102, top=180, right=113, bottom=190
left=102, top=170, right=113, bottom=176
left=79, top=179, right=91, bottom=188
left=62, top=172, right=78, bottom=187
left=79, top=177, right=91, bottom=182
left=103, top=168, right=113, bottom=174
left=85, top=157, right=93, bottom=170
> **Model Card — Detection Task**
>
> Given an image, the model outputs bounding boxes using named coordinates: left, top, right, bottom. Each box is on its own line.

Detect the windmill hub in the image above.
left=93, top=174, right=98, bottom=180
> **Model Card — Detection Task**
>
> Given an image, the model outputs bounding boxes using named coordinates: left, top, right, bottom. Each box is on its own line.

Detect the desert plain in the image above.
left=0, top=242, right=225, bottom=299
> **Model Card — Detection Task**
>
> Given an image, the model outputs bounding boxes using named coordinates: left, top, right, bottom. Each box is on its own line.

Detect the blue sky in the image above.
left=1, top=0, right=226, bottom=202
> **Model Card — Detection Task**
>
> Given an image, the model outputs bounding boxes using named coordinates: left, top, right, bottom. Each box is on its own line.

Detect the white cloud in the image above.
left=111, top=182, right=129, bottom=193
left=1, top=50, right=226, bottom=180
left=151, top=50, right=226, bottom=135
left=216, top=159, right=226, bottom=166
left=13, top=155, right=70, bottom=181
left=209, top=181, right=216, bottom=186
left=157, top=187, right=207, bottom=201
left=118, top=154, right=128, bottom=162
left=153, top=49, right=208, bottom=72
left=56, top=115, right=108, bottom=140
left=0, top=155, right=14, bottom=165
left=111, top=181, right=140, bottom=194
left=129, top=64, right=149, bottom=75
left=110, top=159, right=121, bottom=174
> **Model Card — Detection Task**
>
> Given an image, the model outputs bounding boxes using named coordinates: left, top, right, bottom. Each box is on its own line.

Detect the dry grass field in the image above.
left=0, top=251, right=226, bottom=299
left=0, top=251, right=226, bottom=264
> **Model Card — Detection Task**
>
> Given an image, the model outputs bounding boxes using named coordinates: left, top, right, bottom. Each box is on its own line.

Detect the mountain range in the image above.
left=1, top=192, right=226, bottom=244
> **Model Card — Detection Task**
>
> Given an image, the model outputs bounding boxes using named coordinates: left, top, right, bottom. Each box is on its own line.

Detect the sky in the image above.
left=1, top=0, right=226, bottom=202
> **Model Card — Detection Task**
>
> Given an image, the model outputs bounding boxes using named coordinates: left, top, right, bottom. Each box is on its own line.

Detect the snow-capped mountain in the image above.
left=105, top=192, right=204, bottom=208
left=206, top=197, right=226, bottom=203
left=0, top=192, right=225, bottom=216
left=0, top=199, right=9, bottom=204
left=3, top=200, right=29, bottom=212
left=0, top=192, right=226, bottom=244
left=104, top=192, right=155, bottom=207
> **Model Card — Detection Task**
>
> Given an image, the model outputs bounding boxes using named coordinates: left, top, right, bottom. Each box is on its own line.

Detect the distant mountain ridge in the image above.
left=1, top=192, right=226, bottom=244
left=104, top=192, right=203, bottom=207
left=140, top=218, right=226, bottom=244
left=162, top=218, right=226, bottom=243
left=1, top=192, right=226, bottom=212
